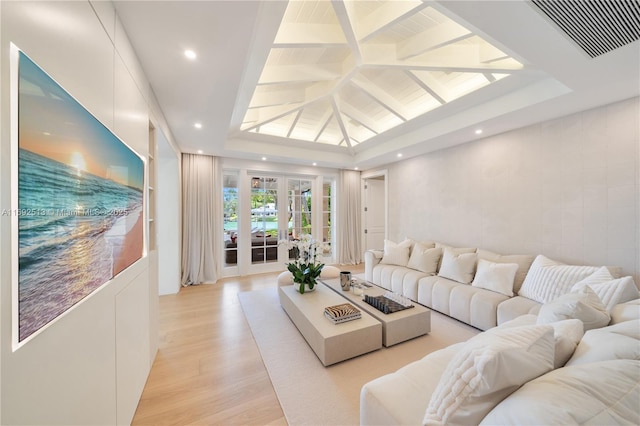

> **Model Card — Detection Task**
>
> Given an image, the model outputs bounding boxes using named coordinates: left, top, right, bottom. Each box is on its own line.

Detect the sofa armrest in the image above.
left=365, top=249, right=384, bottom=282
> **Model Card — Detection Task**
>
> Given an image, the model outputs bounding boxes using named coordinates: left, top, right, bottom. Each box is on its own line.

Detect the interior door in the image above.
left=364, top=177, right=386, bottom=251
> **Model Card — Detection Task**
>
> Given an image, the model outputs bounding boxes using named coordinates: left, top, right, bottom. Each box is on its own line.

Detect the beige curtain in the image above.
left=181, top=153, right=220, bottom=285
left=336, top=169, right=362, bottom=264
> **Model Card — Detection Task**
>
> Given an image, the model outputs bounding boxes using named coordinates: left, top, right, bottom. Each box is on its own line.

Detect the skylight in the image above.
left=241, top=0, right=523, bottom=148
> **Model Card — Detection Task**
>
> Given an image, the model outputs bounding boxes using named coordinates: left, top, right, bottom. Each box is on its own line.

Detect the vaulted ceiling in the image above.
left=114, top=0, right=640, bottom=169
left=241, top=1, right=522, bottom=148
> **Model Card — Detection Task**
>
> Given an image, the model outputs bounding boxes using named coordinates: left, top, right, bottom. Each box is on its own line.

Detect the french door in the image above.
left=223, top=170, right=332, bottom=276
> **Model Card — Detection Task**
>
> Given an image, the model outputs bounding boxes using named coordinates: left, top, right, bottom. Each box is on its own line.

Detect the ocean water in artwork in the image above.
left=18, top=148, right=143, bottom=341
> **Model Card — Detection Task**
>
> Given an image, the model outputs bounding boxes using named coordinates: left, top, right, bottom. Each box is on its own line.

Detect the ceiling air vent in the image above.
left=531, top=0, right=640, bottom=58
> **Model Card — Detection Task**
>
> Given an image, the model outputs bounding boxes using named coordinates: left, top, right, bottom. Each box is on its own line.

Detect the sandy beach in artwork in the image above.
left=113, top=212, right=144, bottom=276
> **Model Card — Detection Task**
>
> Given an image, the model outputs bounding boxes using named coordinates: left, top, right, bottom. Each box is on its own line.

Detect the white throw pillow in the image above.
left=471, top=259, right=519, bottom=297
left=434, top=244, right=475, bottom=270
left=518, top=255, right=599, bottom=304
left=405, top=238, right=436, bottom=250
left=407, top=244, right=442, bottom=275
left=437, top=248, right=477, bottom=284
left=477, top=249, right=535, bottom=293
left=572, top=276, right=640, bottom=312
left=537, top=286, right=610, bottom=331
left=496, top=316, right=584, bottom=368
left=423, top=325, right=555, bottom=426
left=379, top=239, right=412, bottom=267
left=566, top=319, right=640, bottom=366
left=572, top=265, right=615, bottom=286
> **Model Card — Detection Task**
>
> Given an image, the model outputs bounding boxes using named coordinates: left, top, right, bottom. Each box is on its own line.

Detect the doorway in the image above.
left=223, top=170, right=331, bottom=276
left=362, top=172, right=387, bottom=253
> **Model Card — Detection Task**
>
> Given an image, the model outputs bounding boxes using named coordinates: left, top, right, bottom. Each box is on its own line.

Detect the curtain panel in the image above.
left=336, top=169, right=362, bottom=264
left=181, top=153, right=221, bottom=285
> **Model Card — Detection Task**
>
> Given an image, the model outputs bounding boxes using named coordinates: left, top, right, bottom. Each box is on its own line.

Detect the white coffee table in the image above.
left=278, top=284, right=382, bottom=366
left=321, top=278, right=431, bottom=347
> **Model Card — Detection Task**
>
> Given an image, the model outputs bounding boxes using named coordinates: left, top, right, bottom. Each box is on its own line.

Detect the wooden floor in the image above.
left=132, top=265, right=363, bottom=425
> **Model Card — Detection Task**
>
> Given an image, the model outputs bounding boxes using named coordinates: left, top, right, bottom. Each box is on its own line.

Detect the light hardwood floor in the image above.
left=132, top=265, right=363, bottom=425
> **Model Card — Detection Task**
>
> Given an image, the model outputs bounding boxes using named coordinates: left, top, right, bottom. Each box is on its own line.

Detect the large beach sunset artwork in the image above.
left=17, top=52, right=144, bottom=342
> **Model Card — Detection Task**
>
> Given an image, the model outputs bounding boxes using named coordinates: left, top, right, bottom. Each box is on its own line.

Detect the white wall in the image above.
left=0, top=1, right=177, bottom=423
left=157, top=130, right=181, bottom=295
left=385, top=97, right=640, bottom=283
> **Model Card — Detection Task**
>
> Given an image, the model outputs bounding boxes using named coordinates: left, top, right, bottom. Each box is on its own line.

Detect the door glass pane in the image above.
left=322, top=178, right=333, bottom=257
left=251, top=176, right=278, bottom=264
left=223, top=172, right=238, bottom=267
left=287, top=178, right=312, bottom=259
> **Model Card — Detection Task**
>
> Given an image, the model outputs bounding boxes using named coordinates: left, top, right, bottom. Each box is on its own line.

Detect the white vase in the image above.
left=295, top=281, right=317, bottom=294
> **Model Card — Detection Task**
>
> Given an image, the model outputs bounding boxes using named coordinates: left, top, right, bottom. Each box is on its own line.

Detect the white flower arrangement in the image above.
left=279, top=234, right=330, bottom=293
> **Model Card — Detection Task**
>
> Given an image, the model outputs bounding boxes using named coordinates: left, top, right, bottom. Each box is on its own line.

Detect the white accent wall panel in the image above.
left=1, top=1, right=115, bottom=129
left=0, top=1, right=169, bottom=424
left=387, top=97, right=639, bottom=283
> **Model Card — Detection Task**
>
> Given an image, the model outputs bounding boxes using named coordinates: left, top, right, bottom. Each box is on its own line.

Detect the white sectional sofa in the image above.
left=361, top=239, right=640, bottom=425
left=360, top=300, right=640, bottom=425
left=365, top=239, right=628, bottom=330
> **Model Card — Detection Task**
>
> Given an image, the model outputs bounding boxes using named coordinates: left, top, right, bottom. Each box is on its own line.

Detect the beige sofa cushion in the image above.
left=497, top=296, right=541, bottom=325
left=423, top=324, right=554, bottom=426
left=611, top=299, right=640, bottom=324
left=481, top=360, right=640, bottom=426
left=566, top=319, right=640, bottom=366
left=360, top=344, right=464, bottom=426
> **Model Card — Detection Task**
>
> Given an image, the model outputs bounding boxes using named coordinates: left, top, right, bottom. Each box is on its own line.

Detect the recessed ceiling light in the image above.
left=312, top=162, right=317, bottom=166
left=475, top=129, right=483, bottom=134
left=194, top=122, right=202, bottom=129
left=397, top=153, right=403, bottom=158
left=354, top=167, right=359, bottom=170
left=262, top=157, right=267, bottom=161
left=184, top=49, right=197, bottom=60
left=197, top=150, right=203, bottom=154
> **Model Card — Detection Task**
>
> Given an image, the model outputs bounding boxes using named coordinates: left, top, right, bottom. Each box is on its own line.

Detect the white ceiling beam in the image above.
left=313, top=109, right=334, bottom=142
left=365, top=62, right=522, bottom=74
left=410, top=44, right=522, bottom=69
left=258, top=64, right=342, bottom=85
left=361, top=43, right=523, bottom=72
left=331, top=0, right=362, bottom=66
left=305, top=80, right=341, bottom=100
left=245, top=69, right=359, bottom=132
left=483, top=73, right=497, bottom=83
left=350, top=75, right=409, bottom=121
left=338, top=102, right=382, bottom=135
left=397, top=21, right=473, bottom=60
left=274, top=23, right=347, bottom=46
left=241, top=104, right=303, bottom=132
left=286, top=109, right=303, bottom=138
left=404, top=70, right=447, bottom=105
left=330, top=95, right=353, bottom=149
left=479, top=43, right=510, bottom=63
left=249, top=88, right=306, bottom=108
left=360, top=1, right=428, bottom=43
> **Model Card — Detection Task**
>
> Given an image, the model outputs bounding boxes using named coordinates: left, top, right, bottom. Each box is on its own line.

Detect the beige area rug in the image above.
left=238, top=286, right=479, bottom=426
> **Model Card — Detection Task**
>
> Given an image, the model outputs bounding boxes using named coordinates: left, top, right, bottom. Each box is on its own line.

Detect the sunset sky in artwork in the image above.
left=18, top=52, right=143, bottom=190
